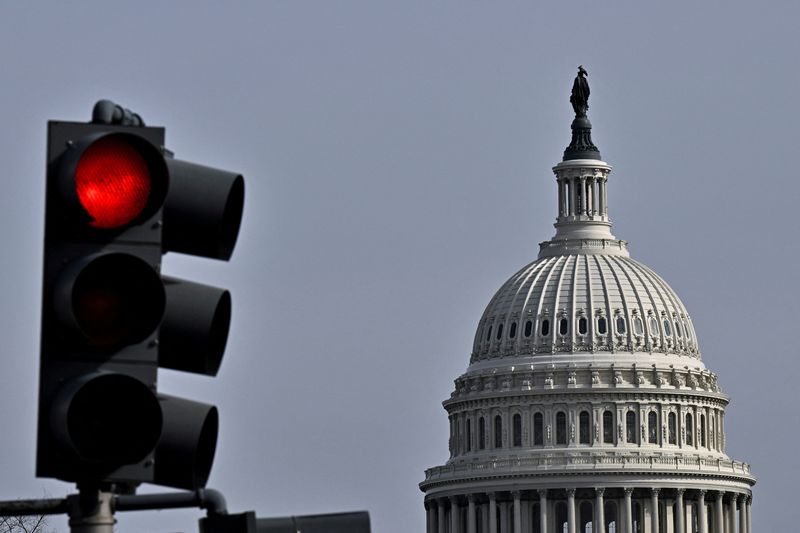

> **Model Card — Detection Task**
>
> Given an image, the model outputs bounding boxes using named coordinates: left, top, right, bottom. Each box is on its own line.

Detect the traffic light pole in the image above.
left=0, top=487, right=230, bottom=533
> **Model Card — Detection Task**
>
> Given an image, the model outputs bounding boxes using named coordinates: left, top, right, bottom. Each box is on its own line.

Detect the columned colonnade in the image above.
left=557, top=174, right=608, bottom=219
left=425, top=488, right=752, bottom=533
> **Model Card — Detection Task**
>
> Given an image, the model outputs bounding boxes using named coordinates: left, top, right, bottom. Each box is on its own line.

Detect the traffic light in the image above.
left=37, top=101, right=244, bottom=490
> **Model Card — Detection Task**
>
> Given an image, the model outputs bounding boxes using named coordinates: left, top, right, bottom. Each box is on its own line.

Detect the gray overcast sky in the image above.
left=0, top=2, right=796, bottom=532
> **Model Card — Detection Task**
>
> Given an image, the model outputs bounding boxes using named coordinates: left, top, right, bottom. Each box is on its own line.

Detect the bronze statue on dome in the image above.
left=570, top=65, right=590, bottom=117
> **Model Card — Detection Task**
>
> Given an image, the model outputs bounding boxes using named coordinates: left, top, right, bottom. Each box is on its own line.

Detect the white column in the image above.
left=567, top=488, right=577, bottom=533
left=675, top=489, right=685, bottom=533
left=746, top=497, right=752, bottom=533
left=714, top=492, right=724, bottom=533
left=438, top=500, right=447, bottom=533
left=738, top=495, right=746, bottom=533
left=697, top=490, right=708, bottom=533
left=513, top=492, right=521, bottom=533
left=539, top=490, right=548, bottom=533
left=579, top=177, right=587, bottom=215
left=489, top=493, right=498, bottom=533
left=623, top=488, right=634, bottom=533
left=595, top=488, right=606, bottom=533
left=468, top=494, right=477, bottom=533
left=451, top=497, right=460, bottom=533
left=569, top=179, right=577, bottom=216
left=728, top=497, right=737, bottom=533
left=651, top=489, right=660, bottom=533
left=558, top=180, right=565, bottom=217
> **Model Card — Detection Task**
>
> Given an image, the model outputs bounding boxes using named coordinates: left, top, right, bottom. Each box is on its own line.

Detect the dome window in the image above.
left=648, top=412, right=658, bottom=444
left=579, top=411, right=591, bottom=444
left=668, top=412, right=677, bottom=444
left=663, top=319, right=672, bottom=337
left=626, top=411, right=637, bottom=444
left=533, top=412, right=544, bottom=445
left=686, top=414, right=694, bottom=446
left=683, top=320, right=692, bottom=340
left=494, top=415, right=503, bottom=448
left=496, top=323, right=504, bottom=340
left=615, top=316, right=626, bottom=334
left=648, top=316, right=659, bottom=336
left=509, top=321, right=517, bottom=339
left=559, top=318, right=569, bottom=336
left=486, top=325, right=493, bottom=342
left=597, top=317, right=608, bottom=335
left=524, top=320, right=533, bottom=337
left=556, top=412, right=567, bottom=445
left=540, top=319, right=550, bottom=337
left=700, top=414, right=707, bottom=447
left=578, top=316, right=588, bottom=335
left=633, top=316, right=644, bottom=336
left=478, top=417, right=486, bottom=450
left=466, top=418, right=472, bottom=451
left=675, top=321, right=682, bottom=338
left=512, top=414, right=522, bottom=447
left=603, top=410, right=614, bottom=444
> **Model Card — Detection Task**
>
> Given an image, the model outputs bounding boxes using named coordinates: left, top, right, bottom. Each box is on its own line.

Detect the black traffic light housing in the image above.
left=38, top=103, right=244, bottom=490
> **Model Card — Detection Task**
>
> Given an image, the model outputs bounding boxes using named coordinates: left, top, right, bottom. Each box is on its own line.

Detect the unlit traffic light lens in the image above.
left=74, top=137, right=152, bottom=229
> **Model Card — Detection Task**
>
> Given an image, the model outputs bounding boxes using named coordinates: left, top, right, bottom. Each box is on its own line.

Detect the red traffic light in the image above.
left=57, top=132, right=168, bottom=230
left=75, top=137, right=152, bottom=229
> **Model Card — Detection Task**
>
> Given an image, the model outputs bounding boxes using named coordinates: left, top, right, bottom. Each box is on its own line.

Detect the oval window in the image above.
left=578, top=316, right=588, bottom=335
left=675, top=321, right=682, bottom=338
left=633, top=316, right=644, bottom=335
left=509, top=322, right=517, bottom=339
left=649, top=316, right=659, bottom=336
left=496, top=323, right=504, bottom=340
left=663, top=319, right=672, bottom=336
left=616, top=316, right=626, bottom=334
left=559, top=318, right=568, bottom=335
left=486, top=326, right=493, bottom=342
left=541, top=319, right=550, bottom=337
left=597, top=317, right=607, bottom=335
left=524, top=320, right=533, bottom=337
left=683, top=320, right=692, bottom=340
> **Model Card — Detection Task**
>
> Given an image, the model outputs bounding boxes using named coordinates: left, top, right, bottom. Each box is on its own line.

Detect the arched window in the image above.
left=533, top=412, right=544, bottom=445
left=597, top=316, right=608, bottom=335
left=603, top=410, right=614, bottom=444
left=466, top=418, right=472, bottom=451
left=556, top=412, right=567, bottom=445
left=648, top=316, right=659, bottom=336
left=700, top=414, right=707, bottom=447
left=496, top=323, right=504, bottom=340
left=524, top=320, right=533, bottom=337
left=479, top=417, right=486, bottom=450
left=509, top=321, right=517, bottom=339
left=541, top=319, right=550, bottom=337
left=579, top=411, right=591, bottom=444
left=559, top=318, right=569, bottom=336
left=663, top=319, right=672, bottom=336
left=686, top=413, right=694, bottom=446
left=494, top=415, right=503, bottom=448
left=633, top=316, right=644, bottom=336
left=578, top=316, right=588, bottom=335
left=626, top=411, right=637, bottom=444
left=668, top=412, right=677, bottom=444
left=616, top=316, right=626, bottom=334
left=648, top=411, right=658, bottom=444
left=486, top=325, right=493, bottom=342
left=512, top=414, right=522, bottom=447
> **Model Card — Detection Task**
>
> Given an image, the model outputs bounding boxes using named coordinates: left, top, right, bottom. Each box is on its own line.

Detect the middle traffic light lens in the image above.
left=69, top=253, right=166, bottom=347
left=75, top=137, right=152, bottom=229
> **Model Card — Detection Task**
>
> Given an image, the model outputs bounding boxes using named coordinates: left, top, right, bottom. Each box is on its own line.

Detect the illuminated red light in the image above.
left=75, top=137, right=151, bottom=228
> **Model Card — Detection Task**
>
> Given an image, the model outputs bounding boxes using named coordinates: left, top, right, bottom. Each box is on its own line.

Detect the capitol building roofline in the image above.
left=420, top=67, right=754, bottom=533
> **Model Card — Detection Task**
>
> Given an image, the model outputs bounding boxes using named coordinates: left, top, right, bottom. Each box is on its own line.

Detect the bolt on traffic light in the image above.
left=38, top=101, right=244, bottom=490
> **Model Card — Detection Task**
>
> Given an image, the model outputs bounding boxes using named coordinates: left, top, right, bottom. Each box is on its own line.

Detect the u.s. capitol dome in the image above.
left=420, top=69, right=754, bottom=533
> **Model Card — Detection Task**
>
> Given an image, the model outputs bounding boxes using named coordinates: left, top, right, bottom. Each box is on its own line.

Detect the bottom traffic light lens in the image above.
left=54, top=373, right=163, bottom=465
left=62, top=253, right=166, bottom=347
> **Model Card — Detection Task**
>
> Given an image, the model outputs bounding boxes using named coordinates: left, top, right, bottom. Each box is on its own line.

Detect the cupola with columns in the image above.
left=420, top=67, right=755, bottom=533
